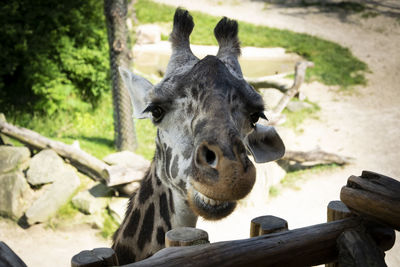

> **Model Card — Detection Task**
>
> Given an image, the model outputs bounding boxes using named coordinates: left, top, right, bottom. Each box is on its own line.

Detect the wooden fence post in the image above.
left=165, top=227, right=209, bottom=247
left=337, top=229, right=387, bottom=267
left=326, top=200, right=352, bottom=267
left=327, top=200, right=352, bottom=223
left=250, top=215, right=288, bottom=238
left=71, top=247, right=118, bottom=267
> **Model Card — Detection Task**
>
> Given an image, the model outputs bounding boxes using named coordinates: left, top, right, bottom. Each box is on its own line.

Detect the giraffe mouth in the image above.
left=189, top=188, right=237, bottom=220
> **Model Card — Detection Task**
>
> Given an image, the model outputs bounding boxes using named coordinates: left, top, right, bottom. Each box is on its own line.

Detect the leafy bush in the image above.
left=0, top=0, right=110, bottom=114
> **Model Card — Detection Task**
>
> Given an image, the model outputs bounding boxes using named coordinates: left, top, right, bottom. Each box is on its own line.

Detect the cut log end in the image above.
left=250, top=215, right=288, bottom=237
left=165, top=227, right=209, bottom=247
left=71, top=247, right=118, bottom=267
left=327, top=200, right=352, bottom=222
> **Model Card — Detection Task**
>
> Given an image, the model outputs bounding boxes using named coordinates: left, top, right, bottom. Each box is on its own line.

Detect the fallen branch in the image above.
left=282, top=149, right=352, bottom=167
left=251, top=61, right=314, bottom=125
left=246, top=74, right=292, bottom=92
left=0, top=120, right=144, bottom=186
left=273, top=61, right=314, bottom=115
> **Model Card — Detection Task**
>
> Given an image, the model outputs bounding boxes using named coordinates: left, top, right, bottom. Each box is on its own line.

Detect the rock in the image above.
left=109, top=197, right=129, bottom=224
left=261, top=89, right=284, bottom=109
left=25, top=163, right=80, bottom=225
left=103, top=151, right=149, bottom=187
left=0, top=146, right=30, bottom=174
left=72, top=184, right=112, bottom=215
left=286, top=101, right=313, bottom=112
left=72, top=191, right=108, bottom=215
left=103, top=151, right=150, bottom=170
left=27, top=149, right=65, bottom=185
left=81, top=212, right=105, bottom=229
left=136, top=24, right=161, bottom=45
left=0, top=171, right=34, bottom=219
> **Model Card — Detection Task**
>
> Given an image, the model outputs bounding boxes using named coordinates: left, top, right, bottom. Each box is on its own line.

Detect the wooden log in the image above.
left=0, top=242, right=27, bottom=267
left=124, top=218, right=373, bottom=267
left=326, top=201, right=352, bottom=267
left=0, top=120, right=109, bottom=182
left=282, top=149, right=352, bottom=168
left=250, top=215, right=288, bottom=237
left=340, top=171, right=400, bottom=230
left=165, top=227, right=209, bottom=247
left=0, top=114, right=12, bottom=145
left=0, top=120, right=146, bottom=186
left=246, top=74, right=292, bottom=92
left=337, top=229, right=387, bottom=267
left=71, top=247, right=118, bottom=267
left=273, top=61, right=314, bottom=116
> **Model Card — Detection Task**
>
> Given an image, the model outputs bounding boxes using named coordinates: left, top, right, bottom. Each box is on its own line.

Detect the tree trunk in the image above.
left=104, top=0, right=137, bottom=151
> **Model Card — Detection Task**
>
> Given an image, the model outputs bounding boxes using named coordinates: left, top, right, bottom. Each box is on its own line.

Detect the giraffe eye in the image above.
left=250, top=112, right=267, bottom=127
left=151, top=107, right=164, bottom=122
left=144, top=105, right=165, bottom=122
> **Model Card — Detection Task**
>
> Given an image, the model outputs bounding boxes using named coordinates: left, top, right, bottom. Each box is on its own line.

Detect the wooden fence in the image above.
left=1, top=170, right=398, bottom=267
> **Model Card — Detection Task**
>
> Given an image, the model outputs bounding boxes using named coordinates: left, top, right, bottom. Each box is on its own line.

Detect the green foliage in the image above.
left=6, top=93, right=116, bottom=159
left=0, top=0, right=110, bottom=114
left=135, top=0, right=368, bottom=88
left=100, top=210, right=120, bottom=239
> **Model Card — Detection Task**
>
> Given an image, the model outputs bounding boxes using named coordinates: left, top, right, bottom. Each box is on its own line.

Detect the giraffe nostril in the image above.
left=196, top=143, right=218, bottom=169
left=204, top=147, right=217, bottom=168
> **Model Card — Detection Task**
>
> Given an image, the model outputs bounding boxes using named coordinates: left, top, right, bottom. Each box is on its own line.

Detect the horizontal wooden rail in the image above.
left=123, top=217, right=393, bottom=267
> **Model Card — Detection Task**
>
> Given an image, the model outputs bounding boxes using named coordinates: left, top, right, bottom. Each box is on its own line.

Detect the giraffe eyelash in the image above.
left=250, top=111, right=268, bottom=128
left=143, top=104, right=165, bottom=122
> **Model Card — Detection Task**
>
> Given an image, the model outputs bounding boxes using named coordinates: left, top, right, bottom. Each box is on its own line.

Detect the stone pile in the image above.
left=0, top=146, right=80, bottom=224
left=0, top=143, right=149, bottom=229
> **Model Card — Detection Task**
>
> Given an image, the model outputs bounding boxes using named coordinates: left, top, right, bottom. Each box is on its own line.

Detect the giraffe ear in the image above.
left=119, top=67, right=153, bottom=119
left=245, top=124, right=285, bottom=163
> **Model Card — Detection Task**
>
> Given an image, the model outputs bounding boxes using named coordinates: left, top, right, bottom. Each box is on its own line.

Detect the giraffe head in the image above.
left=119, top=9, right=285, bottom=220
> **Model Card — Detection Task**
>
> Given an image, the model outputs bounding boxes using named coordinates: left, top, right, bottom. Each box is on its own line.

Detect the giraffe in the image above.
left=112, top=8, right=285, bottom=264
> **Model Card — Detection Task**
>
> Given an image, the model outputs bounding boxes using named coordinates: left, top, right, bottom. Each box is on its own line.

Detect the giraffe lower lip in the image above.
left=193, top=190, right=236, bottom=218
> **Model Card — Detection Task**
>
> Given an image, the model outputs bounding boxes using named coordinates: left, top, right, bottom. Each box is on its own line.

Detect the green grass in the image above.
left=136, top=0, right=368, bottom=89
left=282, top=99, right=320, bottom=131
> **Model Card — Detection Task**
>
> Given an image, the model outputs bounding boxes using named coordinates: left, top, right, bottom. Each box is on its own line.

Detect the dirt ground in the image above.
left=1, top=1, right=399, bottom=266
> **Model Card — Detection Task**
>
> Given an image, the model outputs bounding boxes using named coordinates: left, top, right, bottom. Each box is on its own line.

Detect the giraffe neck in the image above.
left=112, top=146, right=197, bottom=264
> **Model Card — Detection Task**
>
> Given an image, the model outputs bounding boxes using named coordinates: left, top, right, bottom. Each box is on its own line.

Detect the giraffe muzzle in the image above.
left=189, top=140, right=255, bottom=219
